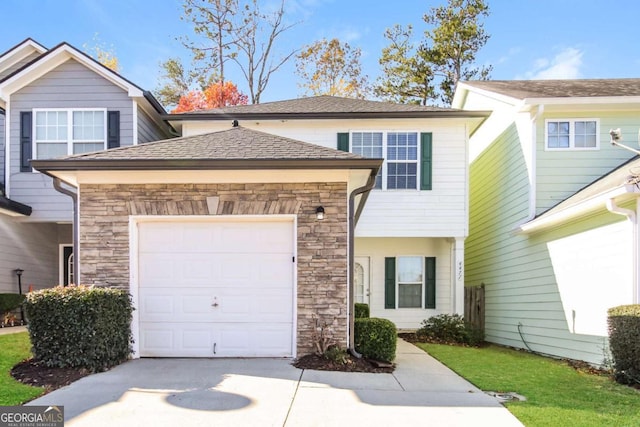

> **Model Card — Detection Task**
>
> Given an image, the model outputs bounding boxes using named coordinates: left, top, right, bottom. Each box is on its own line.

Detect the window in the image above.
left=385, top=256, right=436, bottom=309
left=546, top=119, right=599, bottom=150
left=34, top=109, right=106, bottom=159
left=397, top=257, right=423, bottom=308
left=351, top=131, right=422, bottom=190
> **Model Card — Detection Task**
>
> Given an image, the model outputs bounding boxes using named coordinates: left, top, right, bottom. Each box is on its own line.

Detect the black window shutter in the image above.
left=337, top=133, right=349, bottom=152
left=107, top=111, right=120, bottom=149
left=20, top=112, right=32, bottom=172
left=420, top=132, right=433, bottom=190
left=425, top=257, right=436, bottom=309
left=384, top=257, right=396, bottom=309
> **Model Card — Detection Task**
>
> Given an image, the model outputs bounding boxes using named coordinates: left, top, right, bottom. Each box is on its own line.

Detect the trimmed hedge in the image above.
left=417, top=313, right=484, bottom=346
left=24, top=285, right=133, bottom=372
left=608, top=304, right=640, bottom=385
left=0, top=293, right=25, bottom=315
left=354, top=317, right=396, bottom=362
left=354, top=303, right=370, bottom=319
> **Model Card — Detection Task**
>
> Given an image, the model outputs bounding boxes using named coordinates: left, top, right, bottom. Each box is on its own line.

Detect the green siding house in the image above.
left=453, top=79, right=640, bottom=365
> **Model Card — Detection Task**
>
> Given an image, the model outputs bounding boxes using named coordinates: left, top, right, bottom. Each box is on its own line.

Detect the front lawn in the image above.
left=0, top=332, right=44, bottom=405
left=418, top=343, right=640, bottom=427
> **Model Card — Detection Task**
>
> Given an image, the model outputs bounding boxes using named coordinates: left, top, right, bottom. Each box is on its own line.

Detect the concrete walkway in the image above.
left=0, top=325, right=27, bottom=335
left=29, top=340, right=523, bottom=426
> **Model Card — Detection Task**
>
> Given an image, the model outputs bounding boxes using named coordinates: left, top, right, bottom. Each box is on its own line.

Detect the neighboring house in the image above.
left=453, top=79, right=640, bottom=365
left=0, top=38, right=172, bottom=295
left=34, top=96, right=487, bottom=358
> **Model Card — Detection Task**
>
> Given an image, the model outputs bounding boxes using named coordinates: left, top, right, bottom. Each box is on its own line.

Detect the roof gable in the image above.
left=0, top=38, right=47, bottom=75
left=0, top=42, right=144, bottom=100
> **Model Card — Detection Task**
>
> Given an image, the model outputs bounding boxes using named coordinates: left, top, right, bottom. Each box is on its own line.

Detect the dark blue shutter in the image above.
left=107, top=111, right=120, bottom=149
left=337, top=133, right=349, bottom=152
left=385, top=257, right=396, bottom=309
left=425, top=257, right=436, bottom=309
left=20, top=112, right=32, bottom=172
left=420, top=132, right=432, bottom=190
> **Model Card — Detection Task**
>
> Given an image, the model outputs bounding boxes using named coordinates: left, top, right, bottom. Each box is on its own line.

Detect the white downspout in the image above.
left=606, top=198, right=639, bottom=303
left=523, top=104, right=543, bottom=223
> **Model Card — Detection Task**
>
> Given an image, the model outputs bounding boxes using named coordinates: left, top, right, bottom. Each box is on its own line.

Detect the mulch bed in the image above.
left=293, top=353, right=394, bottom=373
left=11, top=359, right=91, bottom=391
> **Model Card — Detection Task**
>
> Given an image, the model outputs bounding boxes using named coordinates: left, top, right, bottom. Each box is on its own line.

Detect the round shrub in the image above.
left=24, top=285, right=133, bottom=372
left=354, top=317, right=397, bottom=362
left=354, top=303, right=370, bottom=319
left=417, top=313, right=483, bottom=345
left=608, top=304, right=640, bottom=385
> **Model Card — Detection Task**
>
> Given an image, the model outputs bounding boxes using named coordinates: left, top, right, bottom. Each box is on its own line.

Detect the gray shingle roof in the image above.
left=166, top=95, right=488, bottom=120
left=462, top=79, right=640, bottom=100
left=67, top=126, right=365, bottom=161
left=533, top=156, right=640, bottom=220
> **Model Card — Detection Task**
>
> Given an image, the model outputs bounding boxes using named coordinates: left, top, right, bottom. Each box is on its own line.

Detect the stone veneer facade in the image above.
left=79, top=182, right=348, bottom=356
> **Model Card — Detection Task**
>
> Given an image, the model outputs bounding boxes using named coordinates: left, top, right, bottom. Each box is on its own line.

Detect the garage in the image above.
left=136, top=218, right=295, bottom=357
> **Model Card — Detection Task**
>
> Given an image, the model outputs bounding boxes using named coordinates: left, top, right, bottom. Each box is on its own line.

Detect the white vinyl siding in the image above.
left=181, top=119, right=470, bottom=238
left=545, top=118, right=599, bottom=150
left=33, top=109, right=106, bottom=159
left=357, top=237, right=452, bottom=329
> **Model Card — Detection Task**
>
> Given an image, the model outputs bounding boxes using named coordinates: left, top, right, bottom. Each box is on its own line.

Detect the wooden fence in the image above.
left=464, top=284, right=485, bottom=332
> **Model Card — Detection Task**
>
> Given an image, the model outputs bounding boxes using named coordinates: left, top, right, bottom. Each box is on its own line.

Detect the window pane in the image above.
left=399, top=283, right=422, bottom=308
left=548, top=136, right=558, bottom=148
left=37, top=143, right=67, bottom=159
left=585, top=134, right=597, bottom=147
left=575, top=135, right=585, bottom=147
left=586, top=121, right=596, bottom=133
left=73, top=142, right=104, bottom=154
left=548, top=122, right=557, bottom=134
left=559, top=136, right=569, bottom=148
left=559, top=122, right=570, bottom=134
left=575, top=121, right=584, bottom=134
left=398, top=256, right=422, bottom=282
left=387, top=176, right=397, bottom=189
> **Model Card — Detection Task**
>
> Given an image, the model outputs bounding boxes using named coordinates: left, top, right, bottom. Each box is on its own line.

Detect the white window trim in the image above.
left=395, top=255, right=426, bottom=309
left=32, top=108, right=108, bottom=166
left=544, top=118, right=600, bottom=151
left=350, top=130, right=421, bottom=191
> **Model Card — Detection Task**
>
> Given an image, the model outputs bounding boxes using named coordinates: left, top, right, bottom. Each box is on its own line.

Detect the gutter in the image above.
left=606, top=198, right=639, bottom=303
left=53, top=178, right=79, bottom=286
left=347, top=172, right=378, bottom=358
left=163, top=110, right=491, bottom=122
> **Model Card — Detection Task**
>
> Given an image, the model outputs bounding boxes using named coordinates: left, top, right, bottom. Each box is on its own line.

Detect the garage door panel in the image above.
left=140, top=322, right=292, bottom=357
left=138, top=219, right=295, bottom=357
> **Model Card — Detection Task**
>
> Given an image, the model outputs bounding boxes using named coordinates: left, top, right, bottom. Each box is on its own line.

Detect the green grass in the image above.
left=0, top=332, right=44, bottom=405
left=418, top=343, right=640, bottom=427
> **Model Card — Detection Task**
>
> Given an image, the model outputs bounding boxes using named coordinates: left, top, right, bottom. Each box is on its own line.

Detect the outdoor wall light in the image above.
left=316, top=206, right=325, bottom=220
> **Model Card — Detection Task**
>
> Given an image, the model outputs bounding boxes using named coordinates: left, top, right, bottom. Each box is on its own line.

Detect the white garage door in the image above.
left=137, top=219, right=295, bottom=357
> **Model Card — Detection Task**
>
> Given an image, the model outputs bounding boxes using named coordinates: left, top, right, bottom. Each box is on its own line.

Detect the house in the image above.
left=453, top=79, right=640, bottom=365
left=0, top=38, right=173, bottom=296
left=33, top=94, right=487, bottom=358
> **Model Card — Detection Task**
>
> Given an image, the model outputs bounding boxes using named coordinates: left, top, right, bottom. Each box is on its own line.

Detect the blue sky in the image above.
left=2, top=0, right=639, bottom=105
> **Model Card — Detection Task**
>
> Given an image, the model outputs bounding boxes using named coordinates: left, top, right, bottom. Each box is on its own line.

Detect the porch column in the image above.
left=453, top=237, right=465, bottom=314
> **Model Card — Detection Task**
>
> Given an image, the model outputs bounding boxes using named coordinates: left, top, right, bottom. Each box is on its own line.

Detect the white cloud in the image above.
left=519, top=47, right=584, bottom=80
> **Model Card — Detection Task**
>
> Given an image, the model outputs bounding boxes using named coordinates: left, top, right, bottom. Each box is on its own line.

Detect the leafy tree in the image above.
left=155, top=58, right=194, bottom=108
left=376, top=0, right=491, bottom=106
left=425, top=0, right=492, bottom=104
left=374, top=25, right=434, bottom=105
left=172, top=81, right=248, bottom=113
left=295, top=38, right=369, bottom=99
left=83, top=34, right=119, bottom=72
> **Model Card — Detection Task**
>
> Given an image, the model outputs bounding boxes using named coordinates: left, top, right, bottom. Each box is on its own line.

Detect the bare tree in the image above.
left=233, top=0, right=297, bottom=103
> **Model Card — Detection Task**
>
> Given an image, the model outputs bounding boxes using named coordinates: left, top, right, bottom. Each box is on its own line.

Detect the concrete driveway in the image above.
left=29, top=340, right=523, bottom=426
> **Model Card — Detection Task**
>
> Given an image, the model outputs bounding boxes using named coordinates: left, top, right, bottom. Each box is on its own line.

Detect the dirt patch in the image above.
left=293, top=353, right=394, bottom=373
left=11, top=359, right=91, bottom=391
